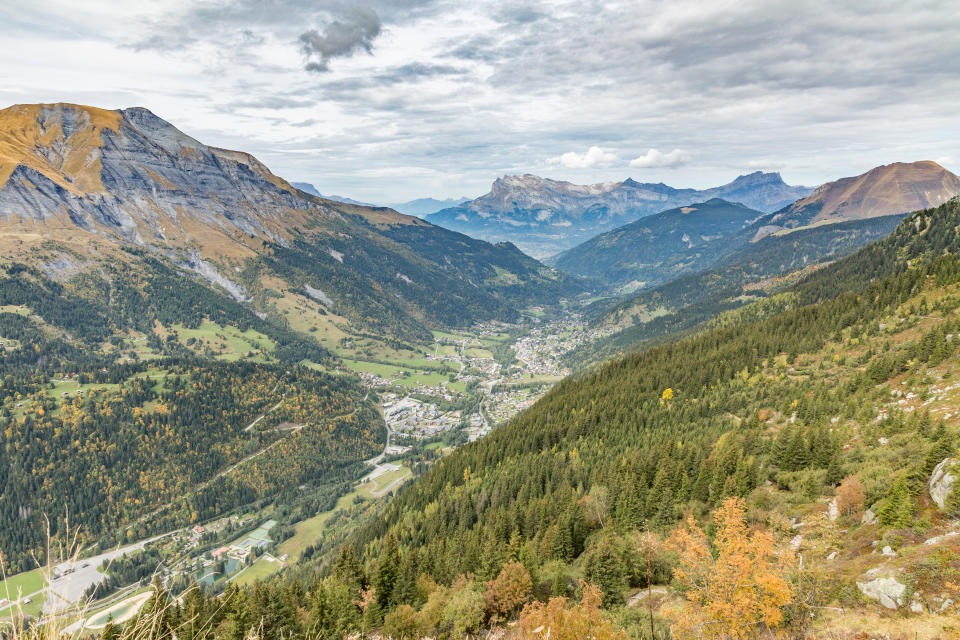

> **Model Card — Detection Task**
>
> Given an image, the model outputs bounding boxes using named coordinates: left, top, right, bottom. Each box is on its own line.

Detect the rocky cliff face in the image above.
left=929, top=458, right=957, bottom=511
left=0, top=103, right=355, bottom=251
left=427, top=171, right=811, bottom=257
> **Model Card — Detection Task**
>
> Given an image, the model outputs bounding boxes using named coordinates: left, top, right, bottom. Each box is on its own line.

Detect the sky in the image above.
left=1, top=0, right=958, bottom=203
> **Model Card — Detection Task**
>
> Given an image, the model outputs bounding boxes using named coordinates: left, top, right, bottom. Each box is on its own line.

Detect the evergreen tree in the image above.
left=878, top=478, right=914, bottom=529
left=373, top=533, right=401, bottom=612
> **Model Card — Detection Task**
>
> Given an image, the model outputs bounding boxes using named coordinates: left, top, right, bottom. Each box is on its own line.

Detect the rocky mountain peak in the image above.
left=728, top=171, right=787, bottom=187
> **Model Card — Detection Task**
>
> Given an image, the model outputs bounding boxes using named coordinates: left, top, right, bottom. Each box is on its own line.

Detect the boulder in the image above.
left=881, top=545, right=896, bottom=557
left=856, top=576, right=906, bottom=610
left=929, top=458, right=957, bottom=510
left=828, top=498, right=839, bottom=521
left=862, top=508, right=877, bottom=525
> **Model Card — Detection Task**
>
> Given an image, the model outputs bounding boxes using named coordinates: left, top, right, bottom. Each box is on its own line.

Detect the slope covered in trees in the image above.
left=51, top=208, right=960, bottom=640
left=551, top=198, right=765, bottom=287
left=294, top=199, right=960, bottom=635
left=576, top=213, right=906, bottom=363
left=0, top=359, right=383, bottom=573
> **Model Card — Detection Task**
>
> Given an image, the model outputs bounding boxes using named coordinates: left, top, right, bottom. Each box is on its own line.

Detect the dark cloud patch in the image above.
left=300, top=7, right=382, bottom=72
left=448, top=35, right=499, bottom=62
left=494, top=3, right=546, bottom=25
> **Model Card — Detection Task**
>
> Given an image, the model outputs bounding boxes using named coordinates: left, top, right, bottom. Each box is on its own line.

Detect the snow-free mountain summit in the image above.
left=427, top=171, right=812, bottom=257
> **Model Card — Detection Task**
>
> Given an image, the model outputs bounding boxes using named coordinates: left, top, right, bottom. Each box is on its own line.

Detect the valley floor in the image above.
left=0, top=305, right=605, bottom=630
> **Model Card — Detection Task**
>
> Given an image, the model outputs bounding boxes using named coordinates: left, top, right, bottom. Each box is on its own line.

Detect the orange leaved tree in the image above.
left=516, top=581, right=629, bottom=640
left=485, top=559, right=533, bottom=621
left=665, top=497, right=793, bottom=640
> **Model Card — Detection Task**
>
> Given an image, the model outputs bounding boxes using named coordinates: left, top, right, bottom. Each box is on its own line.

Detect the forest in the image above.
left=0, top=359, right=384, bottom=573
left=81, top=200, right=960, bottom=639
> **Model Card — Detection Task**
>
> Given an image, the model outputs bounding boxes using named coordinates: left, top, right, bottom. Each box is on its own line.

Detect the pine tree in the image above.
left=878, top=478, right=914, bottom=529
left=373, top=533, right=401, bottom=612
left=583, top=535, right=628, bottom=608
left=332, top=544, right=366, bottom=590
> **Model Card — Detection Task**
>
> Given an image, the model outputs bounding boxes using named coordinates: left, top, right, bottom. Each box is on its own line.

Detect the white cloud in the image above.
left=629, top=148, right=693, bottom=169
left=1, top=0, right=959, bottom=200
left=553, top=146, right=621, bottom=169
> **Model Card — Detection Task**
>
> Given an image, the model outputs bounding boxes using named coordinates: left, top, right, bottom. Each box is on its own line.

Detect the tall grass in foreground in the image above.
left=0, top=518, right=201, bottom=640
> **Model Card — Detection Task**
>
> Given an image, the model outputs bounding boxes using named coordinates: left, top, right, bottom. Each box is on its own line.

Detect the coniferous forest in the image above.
left=65, top=200, right=960, bottom=640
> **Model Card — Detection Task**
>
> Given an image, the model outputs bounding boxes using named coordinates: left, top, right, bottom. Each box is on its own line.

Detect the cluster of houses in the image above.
left=383, top=395, right=461, bottom=437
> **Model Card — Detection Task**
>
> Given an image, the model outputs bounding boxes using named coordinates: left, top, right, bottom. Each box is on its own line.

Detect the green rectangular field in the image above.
left=0, top=568, right=45, bottom=602
left=276, top=491, right=360, bottom=561
left=396, top=371, right=448, bottom=388
left=342, top=359, right=406, bottom=377
left=231, top=557, right=282, bottom=586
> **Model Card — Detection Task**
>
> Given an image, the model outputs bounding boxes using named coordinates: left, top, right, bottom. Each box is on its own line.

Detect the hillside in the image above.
left=300, top=198, right=960, bottom=638
left=0, top=104, right=579, bottom=343
left=576, top=214, right=906, bottom=362
left=427, top=171, right=811, bottom=257
left=0, top=103, right=579, bottom=574
left=110, top=199, right=960, bottom=640
left=551, top=198, right=765, bottom=288
left=757, top=161, right=960, bottom=238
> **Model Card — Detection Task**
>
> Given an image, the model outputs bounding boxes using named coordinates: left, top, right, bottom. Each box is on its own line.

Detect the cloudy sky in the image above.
left=1, top=0, right=958, bottom=202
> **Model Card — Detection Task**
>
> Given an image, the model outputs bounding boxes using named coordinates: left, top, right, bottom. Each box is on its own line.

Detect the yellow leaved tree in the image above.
left=665, top=497, right=793, bottom=640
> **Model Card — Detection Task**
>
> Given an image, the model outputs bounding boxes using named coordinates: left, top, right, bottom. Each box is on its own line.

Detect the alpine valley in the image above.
left=2, top=101, right=960, bottom=640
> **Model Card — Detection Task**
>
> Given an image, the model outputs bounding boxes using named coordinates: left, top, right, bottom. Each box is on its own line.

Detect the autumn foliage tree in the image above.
left=835, top=475, right=866, bottom=516
left=516, top=581, right=629, bottom=640
left=665, top=497, right=793, bottom=640
left=485, top=559, right=533, bottom=621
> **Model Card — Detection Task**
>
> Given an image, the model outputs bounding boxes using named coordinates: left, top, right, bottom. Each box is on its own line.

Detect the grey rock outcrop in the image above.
left=856, top=576, right=906, bottom=610
left=0, top=104, right=316, bottom=246
left=929, top=458, right=957, bottom=511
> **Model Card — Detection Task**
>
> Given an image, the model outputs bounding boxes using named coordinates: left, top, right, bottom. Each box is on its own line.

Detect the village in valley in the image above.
left=0, top=306, right=603, bottom=632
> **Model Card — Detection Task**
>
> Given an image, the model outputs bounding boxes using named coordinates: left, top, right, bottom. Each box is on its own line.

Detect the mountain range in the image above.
left=0, top=103, right=578, bottom=344
left=0, top=102, right=584, bottom=569
left=426, top=171, right=812, bottom=257
left=566, top=160, right=960, bottom=361
left=555, top=161, right=960, bottom=292
left=3, top=102, right=960, bottom=639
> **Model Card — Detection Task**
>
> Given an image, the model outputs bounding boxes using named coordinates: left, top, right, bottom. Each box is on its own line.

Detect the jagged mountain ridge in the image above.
left=427, top=171, right=812, bottom=257
left=0, top=103, right=580, bottom=341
